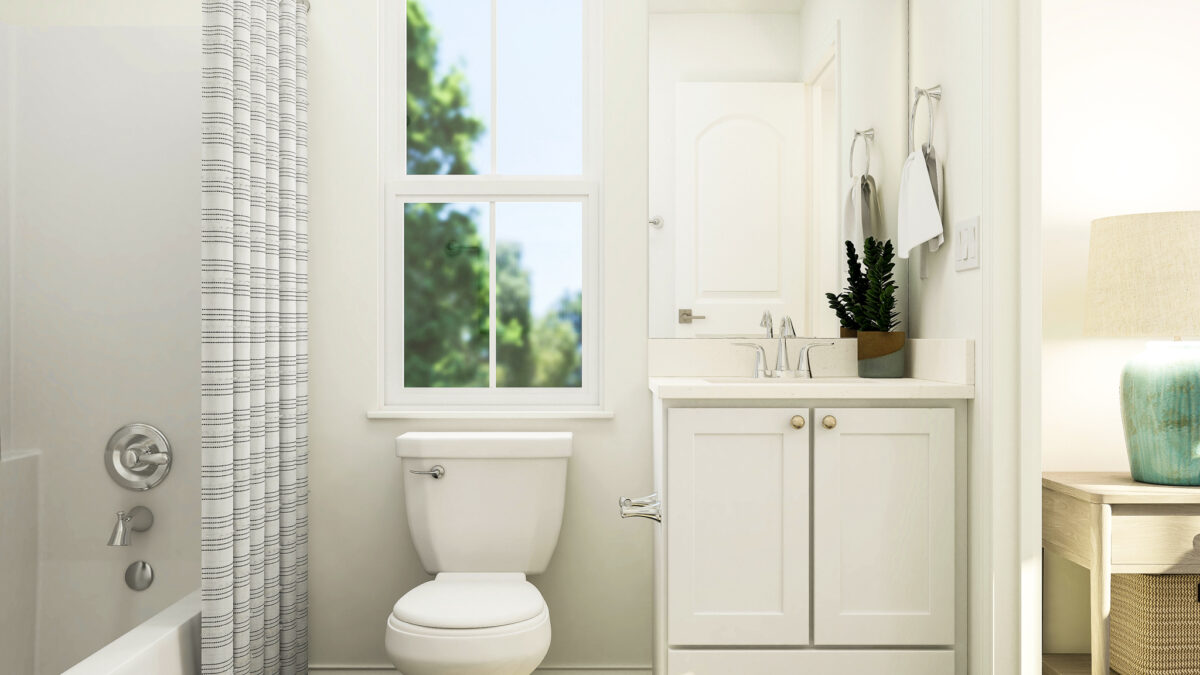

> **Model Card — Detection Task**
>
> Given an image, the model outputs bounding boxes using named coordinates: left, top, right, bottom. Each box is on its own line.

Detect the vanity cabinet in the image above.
left=657, top=402, right=959, bottom=674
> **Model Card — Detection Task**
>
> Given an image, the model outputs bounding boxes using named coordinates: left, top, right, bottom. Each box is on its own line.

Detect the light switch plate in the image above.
left=955, top=216, right=980, bottom=271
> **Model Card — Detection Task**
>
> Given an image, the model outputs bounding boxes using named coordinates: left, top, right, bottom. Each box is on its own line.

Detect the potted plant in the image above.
left=825, top=241, right=868, bottom=338
left=825, top=238, right=905, bottom=378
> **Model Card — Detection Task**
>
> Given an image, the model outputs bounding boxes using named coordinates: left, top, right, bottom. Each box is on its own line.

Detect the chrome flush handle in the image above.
left=409, top=465, right=445, bottom=479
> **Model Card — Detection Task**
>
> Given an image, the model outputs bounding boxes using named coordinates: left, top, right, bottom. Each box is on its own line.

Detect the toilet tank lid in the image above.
left=396, top=431, right=573, bottom=458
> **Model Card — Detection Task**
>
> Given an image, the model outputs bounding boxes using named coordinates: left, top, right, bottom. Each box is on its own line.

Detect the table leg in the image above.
left=1090, top=503, right=1111, bottom=675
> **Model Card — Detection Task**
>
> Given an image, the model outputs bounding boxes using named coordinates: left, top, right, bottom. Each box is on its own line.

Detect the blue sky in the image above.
left=421, top=0, right=583, bottom=316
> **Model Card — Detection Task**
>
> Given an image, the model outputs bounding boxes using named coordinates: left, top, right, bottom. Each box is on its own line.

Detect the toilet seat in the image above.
left=391, top=573, right=545, bottom=629
left=384, top=573, right=552, bottom=675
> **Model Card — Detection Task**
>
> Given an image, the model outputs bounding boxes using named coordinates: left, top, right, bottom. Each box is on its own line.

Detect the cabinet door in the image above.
left=812, top=408, right=955, bottom=645
left=666, top=408, right=810, bottom=645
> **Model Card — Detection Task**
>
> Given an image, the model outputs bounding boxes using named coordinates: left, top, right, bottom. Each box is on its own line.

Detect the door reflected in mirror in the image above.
left=646, top=0, right=908, bottom=339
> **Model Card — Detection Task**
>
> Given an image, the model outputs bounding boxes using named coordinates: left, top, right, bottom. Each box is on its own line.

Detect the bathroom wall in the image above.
left=0, top=20, right=12, bottom=455
left=1040, top=0, right=1200, bottom=654
left=907, top=0, right=1015, bottom=672
left=304, top=0, right=654, bottom=671
left=0, top=20, right=39, bottom=675
left=0, top=1, right=203, bottom=669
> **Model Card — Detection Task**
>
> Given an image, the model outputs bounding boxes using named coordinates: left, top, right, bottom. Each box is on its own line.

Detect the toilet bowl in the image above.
left=384, top=574, right=551, bottom=675
left=387, top=432, right=571, bottom=674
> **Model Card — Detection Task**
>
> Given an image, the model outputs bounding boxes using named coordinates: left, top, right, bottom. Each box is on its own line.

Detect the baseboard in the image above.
left=310, top=666, right=651, bottom=674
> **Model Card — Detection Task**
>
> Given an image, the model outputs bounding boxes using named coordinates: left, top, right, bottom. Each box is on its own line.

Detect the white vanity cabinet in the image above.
left=646, top=379, right=969, bottom=675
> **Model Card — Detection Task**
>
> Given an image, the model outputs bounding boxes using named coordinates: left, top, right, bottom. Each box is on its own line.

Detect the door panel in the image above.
left=812, top=408, right=955, bottom=645
left=674, top=82, right=806, bottom=336
left=666, top=408, right=810, bottom=645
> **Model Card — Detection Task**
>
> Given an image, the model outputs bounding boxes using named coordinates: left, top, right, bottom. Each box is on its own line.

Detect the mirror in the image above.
left=647, top=0, right=909, bottom=338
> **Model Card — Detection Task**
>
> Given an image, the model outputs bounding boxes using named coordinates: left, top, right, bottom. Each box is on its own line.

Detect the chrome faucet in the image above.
left=107, top=506, right=153, bottom=546
left=794, top=342, right=836, bottom=379
left=774, top=316, right=797, bottom=377
left=734, top=343, right=769, bottom=378
left=759, top=310, right=774, bottom=338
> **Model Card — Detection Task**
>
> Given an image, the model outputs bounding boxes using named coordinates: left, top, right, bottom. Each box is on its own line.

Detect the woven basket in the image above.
left=1111, top=574, right=1200, bottom=675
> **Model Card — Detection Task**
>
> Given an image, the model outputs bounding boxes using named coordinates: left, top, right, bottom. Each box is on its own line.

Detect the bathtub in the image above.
left=64, top=590, right=199, bottom=675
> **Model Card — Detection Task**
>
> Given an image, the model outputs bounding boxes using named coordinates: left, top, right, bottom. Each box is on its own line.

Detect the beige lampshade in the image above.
left=1085, top=211, right=1200, bottom=337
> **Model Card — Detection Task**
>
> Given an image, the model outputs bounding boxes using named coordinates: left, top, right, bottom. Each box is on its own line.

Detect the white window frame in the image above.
left=376, top=0, right=604, bottom=414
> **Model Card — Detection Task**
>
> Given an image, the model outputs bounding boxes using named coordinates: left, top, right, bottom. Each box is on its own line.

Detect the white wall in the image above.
left=0, top=21, right=12, bottom=454
left=6, top=17, right=201, bottom=673
left=1040, top=0, right=1200, bottom=654
left=907, top=1, right=1002, bottom=672
left=0, top=23, right=38, bottom=675
left=305, top=0, right=653, bottom=669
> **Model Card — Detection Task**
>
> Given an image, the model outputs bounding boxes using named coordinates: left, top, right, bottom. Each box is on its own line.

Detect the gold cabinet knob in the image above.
left=822, top=415, right=837, bottom=429
left=790, top=415, right=805, bottom=430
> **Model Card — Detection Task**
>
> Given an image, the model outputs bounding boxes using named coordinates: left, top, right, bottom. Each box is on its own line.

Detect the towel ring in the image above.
left=909, top=85, right=942, bottom=153
left=849, top=128, right=874, bottom=178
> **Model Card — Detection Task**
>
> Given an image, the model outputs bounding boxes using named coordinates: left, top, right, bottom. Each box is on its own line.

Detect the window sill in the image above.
left=366, top=409, right=615, bottom=420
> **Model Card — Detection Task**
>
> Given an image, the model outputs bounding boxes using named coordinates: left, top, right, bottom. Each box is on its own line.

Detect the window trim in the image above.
left=377, top=0, right=605, bottom=412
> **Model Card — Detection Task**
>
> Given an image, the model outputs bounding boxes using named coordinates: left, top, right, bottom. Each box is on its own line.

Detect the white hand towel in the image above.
left=897, top=150, right=943, bottom=259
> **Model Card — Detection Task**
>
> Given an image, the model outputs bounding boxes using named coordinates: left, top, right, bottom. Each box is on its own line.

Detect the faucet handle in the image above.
left=794, top=341, right=837, bottom=378
left=733, top=342, right=769, bottom=378
left=760, top=310, right=774, bottom=338
left=779, top=316, right=797, bottom=338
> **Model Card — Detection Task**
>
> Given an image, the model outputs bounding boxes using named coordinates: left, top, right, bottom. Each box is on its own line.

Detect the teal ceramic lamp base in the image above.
left=1122, top=342, right=1200, bottom=485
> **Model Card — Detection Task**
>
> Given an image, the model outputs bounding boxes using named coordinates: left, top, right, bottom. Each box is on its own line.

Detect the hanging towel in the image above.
left=897, top=149, right=943, bottom=258
left=922, top=142, right=944, bottom=253
left=842, top=174, right=883, bottom=249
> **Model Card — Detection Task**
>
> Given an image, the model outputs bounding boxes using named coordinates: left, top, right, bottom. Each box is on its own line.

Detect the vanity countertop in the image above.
left=649, top=376, right=975, bottom=400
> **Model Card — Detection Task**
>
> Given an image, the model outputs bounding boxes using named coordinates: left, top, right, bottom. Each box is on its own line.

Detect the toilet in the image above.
left=386, top=431, right=572, bottom=675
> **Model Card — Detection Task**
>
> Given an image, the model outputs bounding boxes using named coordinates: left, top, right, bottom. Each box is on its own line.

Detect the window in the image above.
left=381, top=0, right=602, bottom=411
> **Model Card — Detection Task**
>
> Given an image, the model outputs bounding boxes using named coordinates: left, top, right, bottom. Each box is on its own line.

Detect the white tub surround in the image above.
left=0, top=450, right=39, bottom=675
left=200, top=0, right=311, bottom=671
left=64, top=591, right=200, bottom=675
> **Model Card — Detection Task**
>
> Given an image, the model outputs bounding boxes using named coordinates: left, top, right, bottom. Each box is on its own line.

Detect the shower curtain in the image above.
left=201, top=0, right=309, bottom=673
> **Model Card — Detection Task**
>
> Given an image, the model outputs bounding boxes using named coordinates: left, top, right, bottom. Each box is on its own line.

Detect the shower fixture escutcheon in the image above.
left=105, top=423, right=172, bottom=490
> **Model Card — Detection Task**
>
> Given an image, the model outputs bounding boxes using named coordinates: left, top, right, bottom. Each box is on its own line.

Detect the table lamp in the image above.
left=1085, top=211, right=1200, bottom=485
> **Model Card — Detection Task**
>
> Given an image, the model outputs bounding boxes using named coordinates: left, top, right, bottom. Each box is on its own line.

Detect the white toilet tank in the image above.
left=396, top=432, right=572, bottom=575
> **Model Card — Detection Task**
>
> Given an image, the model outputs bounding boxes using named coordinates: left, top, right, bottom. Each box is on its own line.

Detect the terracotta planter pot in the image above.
left=839, top=327, right=858, bottom=339
left=857, top=330, right=906, bottom=378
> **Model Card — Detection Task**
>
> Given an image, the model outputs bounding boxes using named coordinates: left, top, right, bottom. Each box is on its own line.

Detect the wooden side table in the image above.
left=1042, top=472, right=1200, bottom=675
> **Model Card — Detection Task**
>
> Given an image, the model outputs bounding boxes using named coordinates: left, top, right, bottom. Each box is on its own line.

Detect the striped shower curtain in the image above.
left=201, top=0, right=309, bottom=672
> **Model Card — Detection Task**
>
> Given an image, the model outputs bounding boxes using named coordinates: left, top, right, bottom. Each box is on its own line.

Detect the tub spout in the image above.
left=106, top=506, right=153, bottom=546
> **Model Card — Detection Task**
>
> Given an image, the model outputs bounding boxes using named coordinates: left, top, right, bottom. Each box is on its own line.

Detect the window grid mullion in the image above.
left=490, top=0, right=498, bottom=176
left=488, top=201, right=498, bottom=388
